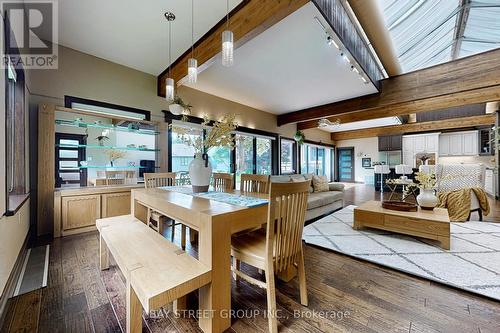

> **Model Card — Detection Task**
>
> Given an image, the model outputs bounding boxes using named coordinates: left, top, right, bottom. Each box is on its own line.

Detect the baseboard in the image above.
left=0, top=233, right=30, bottom=327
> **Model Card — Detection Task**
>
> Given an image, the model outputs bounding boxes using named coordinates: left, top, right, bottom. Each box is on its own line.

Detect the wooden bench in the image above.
left=96, top=215, right=211, bottom=333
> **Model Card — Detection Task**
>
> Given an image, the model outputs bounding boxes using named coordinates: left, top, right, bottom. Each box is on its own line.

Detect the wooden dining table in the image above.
left=130, top=187, right=269, bottom=333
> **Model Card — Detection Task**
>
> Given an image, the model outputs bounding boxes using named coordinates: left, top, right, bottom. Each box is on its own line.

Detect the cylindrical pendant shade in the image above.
left=165, top=77, right=175, bottom=101
left=222, top=30, right=234, bottom=67
left=187, top=58, right=197, bottom=83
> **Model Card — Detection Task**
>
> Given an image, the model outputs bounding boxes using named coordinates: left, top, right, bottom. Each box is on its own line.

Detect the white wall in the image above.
left=336, top=137, right=379, bottom=183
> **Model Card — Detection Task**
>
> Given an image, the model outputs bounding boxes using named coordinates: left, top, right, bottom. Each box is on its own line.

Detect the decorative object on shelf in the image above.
left=128, top=122, right=140, bottom=131
left=405, top=172, right=438, bottom=210
left=94, top=120, right=102, bottom=125
left=187, top=0, right=197, bottom=83
left=168, top=95, right=192, bottom=119
left=362, top=158, right=371, bottom=168
left=126, top=144, right=136, bottom=148
left=165, top=11, right=176, bottom=101
left=171, top=113, right=237, bottom=192
left=128, top=161, right=136, bottom=167
left=293, top=130, right=305, bottom=145
left=96, top=130, right=110, bottom=146
left=80, top=161, right=88, bottom=167
left=75, top=117, right=83, bottom=122
left=105, top=149, right=127, bottom=167
left=138, top=145, right=147, bottom=149
left=382, top=201, right=418, bottom=212
left=415, top=152, right=436, bottom=168
left=221, top=0, right=233, bottom=67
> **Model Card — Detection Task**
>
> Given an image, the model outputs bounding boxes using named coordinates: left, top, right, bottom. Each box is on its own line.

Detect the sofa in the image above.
left=270, top=174, right=345, bottom=221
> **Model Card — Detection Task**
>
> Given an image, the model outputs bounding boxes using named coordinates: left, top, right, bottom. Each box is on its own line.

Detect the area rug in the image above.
left=303, top=206, right=500, bottom=301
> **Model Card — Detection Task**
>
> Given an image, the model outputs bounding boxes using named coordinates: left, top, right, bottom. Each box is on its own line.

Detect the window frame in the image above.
left=299, top=140, right=335, bottom=181
left=279, top=137, right=297, bottom=175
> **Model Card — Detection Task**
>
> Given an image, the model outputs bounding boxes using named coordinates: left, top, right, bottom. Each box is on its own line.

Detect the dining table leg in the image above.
left=198, top=214, right=232, bottom=333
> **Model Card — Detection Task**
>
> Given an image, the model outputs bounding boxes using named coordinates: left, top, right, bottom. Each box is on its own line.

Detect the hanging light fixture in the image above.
left=165, top=12, right=175, bottom=101
left=221, top=0, right=233, bottom=67
left=187, top=0, right=197, bottom=83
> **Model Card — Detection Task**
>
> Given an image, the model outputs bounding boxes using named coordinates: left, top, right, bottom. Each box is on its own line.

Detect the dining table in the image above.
left=130, top=186, right=270, bottom=333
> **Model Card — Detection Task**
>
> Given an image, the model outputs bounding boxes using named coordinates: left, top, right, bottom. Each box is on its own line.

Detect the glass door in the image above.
left=235, top=134, right=254, bottom=188
left=337, top=147, right=354, bottom=182
left=55, top=133, right=87, bottom=187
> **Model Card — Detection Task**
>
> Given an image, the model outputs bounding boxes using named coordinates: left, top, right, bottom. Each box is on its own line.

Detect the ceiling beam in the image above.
left=451, top=0, right=471, bottom=60
left=331, top=114, right=495, bottom=141
left=279, top=47, right=500, bottom=128
left=157, top=0, right=308, bottom=97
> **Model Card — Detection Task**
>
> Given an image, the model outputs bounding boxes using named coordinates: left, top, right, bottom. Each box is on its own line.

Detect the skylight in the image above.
left=380, top=0, right=500, bottom=73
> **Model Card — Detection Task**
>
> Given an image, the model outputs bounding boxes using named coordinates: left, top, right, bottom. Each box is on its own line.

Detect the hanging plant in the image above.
left=294, top=130, right=305, bottom=145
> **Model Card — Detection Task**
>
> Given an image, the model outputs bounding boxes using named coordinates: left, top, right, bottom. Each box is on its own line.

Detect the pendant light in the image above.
left=221, top=0, right=233, bottom=67
left=187, top=0, right=198, bottom=83
left=165, top=12, right=175, bottom=101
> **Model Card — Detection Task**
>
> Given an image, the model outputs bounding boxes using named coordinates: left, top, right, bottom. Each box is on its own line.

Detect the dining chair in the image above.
left=240, top=174, right=270, bottom=194
left=231, top=180, right=310, bottom=333
left=213, top=173, right=233, bottom=192
left=144, top=172, right=187, bottom=248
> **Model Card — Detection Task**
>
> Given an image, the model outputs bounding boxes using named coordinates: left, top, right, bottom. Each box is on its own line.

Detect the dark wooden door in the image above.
left=337, top=147, right=354, bottom=182
left=55, top=133, right=87, bottom=187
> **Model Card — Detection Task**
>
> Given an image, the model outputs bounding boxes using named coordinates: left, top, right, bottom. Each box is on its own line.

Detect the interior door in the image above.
left=55, top=133, right=87, bottom=187
left=337, top=147, right=354, bottom=182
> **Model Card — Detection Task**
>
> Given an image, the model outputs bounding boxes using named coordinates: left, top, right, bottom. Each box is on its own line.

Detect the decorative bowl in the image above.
left=382, top=201, right=418, bottom=212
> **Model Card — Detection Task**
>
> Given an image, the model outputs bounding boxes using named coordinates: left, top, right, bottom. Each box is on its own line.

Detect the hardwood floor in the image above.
left=2, top=185, right=499, bottom=333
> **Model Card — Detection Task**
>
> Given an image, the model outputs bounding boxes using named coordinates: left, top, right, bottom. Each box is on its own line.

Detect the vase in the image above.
left=417, top=188, right=438, bottom=210
left=189, top=153, right=212, bottom=193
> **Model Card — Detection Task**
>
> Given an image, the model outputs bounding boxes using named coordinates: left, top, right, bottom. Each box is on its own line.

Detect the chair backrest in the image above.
left=435, top=164, right=486, bottom=192
left=265, top=180, right=310, bottom=273
left=105, top=178, right=125, bottom=185
left=144, top=172, right=176, bottom=188
left=213, top=173, right=233, bottom=192
left=240, top=174, right=270, bottom=194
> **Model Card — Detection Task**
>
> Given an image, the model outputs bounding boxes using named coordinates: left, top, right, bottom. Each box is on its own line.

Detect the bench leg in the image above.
left=99, top=234, right=109, bottom=271
left=126, top=281, right=143, bottom=333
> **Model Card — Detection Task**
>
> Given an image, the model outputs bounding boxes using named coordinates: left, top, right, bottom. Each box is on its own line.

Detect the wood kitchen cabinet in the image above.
left=102, top=192, right=131, bottom=217
left=378, top=135, right=402, bottom=151
left=61, top=194, right=101, bottom=233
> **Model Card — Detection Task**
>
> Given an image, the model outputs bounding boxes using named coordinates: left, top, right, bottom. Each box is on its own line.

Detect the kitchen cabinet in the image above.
left=378, top=135, right=402, bottom=151
left=485, top=169, right=496, bottom=196
left=402, top=133, right=440, bottom=168
left=439, top=130, right=478, bottom=156
left=61, top=194, right=101, bottom=232
left=479, top=127, right=495, bottom=156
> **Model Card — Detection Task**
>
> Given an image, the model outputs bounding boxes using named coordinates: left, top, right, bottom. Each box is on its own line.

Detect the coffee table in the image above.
left=353, top=200, right=451, bottom=250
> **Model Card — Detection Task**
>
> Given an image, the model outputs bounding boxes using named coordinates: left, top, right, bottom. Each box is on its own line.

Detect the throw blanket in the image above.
left=437, top=188, right=490, bottom=222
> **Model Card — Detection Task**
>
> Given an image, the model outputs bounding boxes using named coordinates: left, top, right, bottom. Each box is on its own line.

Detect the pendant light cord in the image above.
left=169, top=19, right=172, bottom=78
left=226, top=0, right=229, bottom=29
left=191, top=0, right=194, bottom=58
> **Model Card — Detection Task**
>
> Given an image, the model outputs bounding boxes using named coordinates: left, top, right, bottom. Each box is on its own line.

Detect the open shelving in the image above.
left=55, top=119, right=159, bottom=135
left=56, top=143, right=159, bottom=152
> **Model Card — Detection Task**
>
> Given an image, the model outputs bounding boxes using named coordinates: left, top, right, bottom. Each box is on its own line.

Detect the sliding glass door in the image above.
left=300, top=143, right=334, bottom=181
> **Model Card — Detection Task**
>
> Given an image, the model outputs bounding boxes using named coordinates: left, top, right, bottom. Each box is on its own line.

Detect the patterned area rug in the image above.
left=303, top=206, right=500, bottom=301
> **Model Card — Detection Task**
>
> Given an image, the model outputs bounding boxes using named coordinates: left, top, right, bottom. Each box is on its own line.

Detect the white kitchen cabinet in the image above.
left=439, top=131, right=478, bottom=156
left=439, top=135, right=450, bottom=156
left=485, top=169, right=495, bottom=196
left=425, top=135, right=439, bottom=152
left=402, top=133, right=440, bottom=168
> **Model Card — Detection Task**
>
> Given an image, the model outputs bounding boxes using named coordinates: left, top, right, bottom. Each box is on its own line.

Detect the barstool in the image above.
left=374, top=164, right=391, bottom=198
left=395, top=164, right=413, bottom=196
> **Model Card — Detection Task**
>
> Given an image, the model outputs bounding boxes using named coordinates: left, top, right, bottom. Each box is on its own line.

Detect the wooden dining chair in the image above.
left=231, top=180, right=310, bottom=333
left=144, top=172, right=187, bottom=249
left=240, top=174, right=270, bottom=194
left=213, top=173, right=233, bottom=192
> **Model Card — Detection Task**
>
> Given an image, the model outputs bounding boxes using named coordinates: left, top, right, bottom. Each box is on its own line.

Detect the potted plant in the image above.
left=171, top=114, right=237, bottom=192
left=96, top=130, right=110, bottom=146
left=405, top=172, right=438, bottom=210
left=294, top=130, right=305, bottom=145
left=169, top=95, right=192, bottom=117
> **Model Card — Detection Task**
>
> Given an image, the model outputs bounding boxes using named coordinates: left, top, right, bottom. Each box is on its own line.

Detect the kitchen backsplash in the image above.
left=438, top=155, right=496, bottom=168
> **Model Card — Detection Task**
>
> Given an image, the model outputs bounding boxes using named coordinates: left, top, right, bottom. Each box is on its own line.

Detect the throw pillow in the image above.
left=312, top=175, right=329, bottom=192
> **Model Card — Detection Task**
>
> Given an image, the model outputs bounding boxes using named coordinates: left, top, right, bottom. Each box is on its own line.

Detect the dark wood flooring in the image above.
left=2, top=185, right=499, bottom=333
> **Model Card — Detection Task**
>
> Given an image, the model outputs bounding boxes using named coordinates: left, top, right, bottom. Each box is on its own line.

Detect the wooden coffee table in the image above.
left=353, top=200, right=451, bottom=250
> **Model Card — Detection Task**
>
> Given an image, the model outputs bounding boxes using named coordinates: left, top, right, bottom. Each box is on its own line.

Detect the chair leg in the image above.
left=181, top=225, right=186, bottom=250
left=170, top=219, right=176, bottom=242
left=146, top=208, right=152, bottom=228
left=478, top=209, right=483, bottom=221
left=297, top=245, right=308, bottom=306
left=264, top=263, right=278, bottom=333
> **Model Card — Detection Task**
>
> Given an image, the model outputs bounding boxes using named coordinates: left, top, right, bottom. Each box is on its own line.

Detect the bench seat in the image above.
left=96, top=215, right=211, bottom=332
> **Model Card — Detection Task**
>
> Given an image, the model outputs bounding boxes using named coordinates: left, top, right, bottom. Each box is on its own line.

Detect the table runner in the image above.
left=159, top=186, right=268, bottom=208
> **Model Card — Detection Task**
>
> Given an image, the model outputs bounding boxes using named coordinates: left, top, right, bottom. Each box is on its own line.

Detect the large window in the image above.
left=256, top=138, right=272, bottom=175
left=280, top=138, right=296, bottom=174
left=300, top=143, right=334, bottom=181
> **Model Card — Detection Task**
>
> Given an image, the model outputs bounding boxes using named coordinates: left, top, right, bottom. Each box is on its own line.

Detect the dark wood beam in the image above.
left=158, top=0, right=308, bottom=97
left=330, top=114, right=495, bottom=141
left=280, top=48, right=500, bottom=128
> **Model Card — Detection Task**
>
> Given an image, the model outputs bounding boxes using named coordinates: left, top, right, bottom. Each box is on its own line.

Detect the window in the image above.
left=256, top=138, right=272, bottom=175
left=5, top=57, right=27, bottom=212
left=235, top=134, right=254, bottom=185
left=208, top=146, right=231, bottom=173
left=280, top=138, right=296, bottom=174
left=171, top=128, right=202, bottom=173
left=300, top=143, right=334, bottom=181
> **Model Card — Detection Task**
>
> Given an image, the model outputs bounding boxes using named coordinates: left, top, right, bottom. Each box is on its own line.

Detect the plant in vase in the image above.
left=96, top=134, right=109, bottom=146
left=171, top=113, right=237, bottom=192
left=294, top=130, right=305, bottom=145
left=169, top=95, right=193, bottom=121
left=105, top=149, right=127, bottom=167
left=405, top=172, right=438, bottom=210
